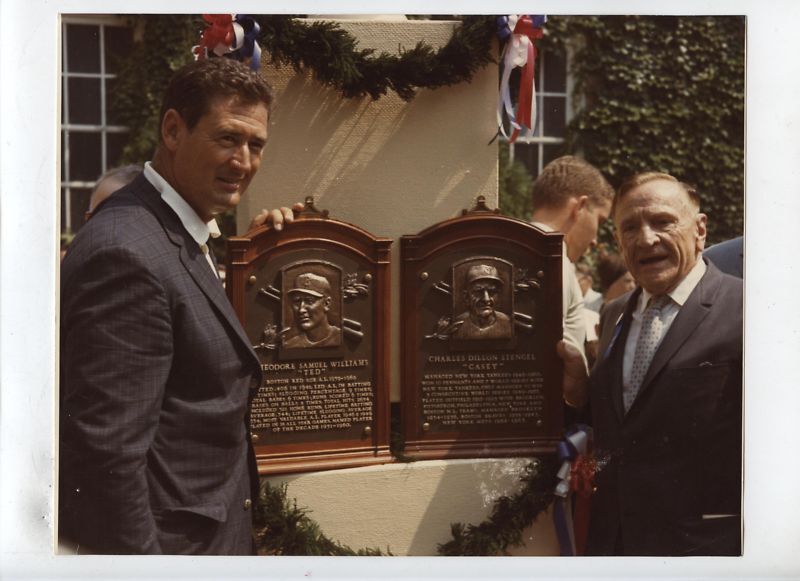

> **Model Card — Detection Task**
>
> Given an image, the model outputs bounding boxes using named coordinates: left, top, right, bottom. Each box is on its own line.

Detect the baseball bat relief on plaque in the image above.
left=400, top=197, right=564, bottom=459
left=227, top=198, right=392, bottom=474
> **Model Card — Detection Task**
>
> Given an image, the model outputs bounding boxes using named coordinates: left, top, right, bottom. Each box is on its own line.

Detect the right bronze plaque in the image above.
left=400, top=198, right=564, bottom=459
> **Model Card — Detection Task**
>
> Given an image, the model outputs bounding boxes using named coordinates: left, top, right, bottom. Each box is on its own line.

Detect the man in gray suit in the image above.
left=60, top=58, right=294, bottom=554
left=566, top=172, right=742, bottom=555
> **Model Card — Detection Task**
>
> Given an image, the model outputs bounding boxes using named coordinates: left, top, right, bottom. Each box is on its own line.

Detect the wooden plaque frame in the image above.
left=400, top=197, right=564, bottom=460
left=227, top=198, right=392, bottom=474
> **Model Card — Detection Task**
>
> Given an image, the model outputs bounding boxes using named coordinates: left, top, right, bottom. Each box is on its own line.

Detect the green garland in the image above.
left=111, top=15, right=497, bottom=164
left=253, top=481, right=390, bottom=555
left=256, top=15, right=497, bottom=101
left=252, top=456, right=557, bottom=556
left=437, top=457, right=558, bottom=556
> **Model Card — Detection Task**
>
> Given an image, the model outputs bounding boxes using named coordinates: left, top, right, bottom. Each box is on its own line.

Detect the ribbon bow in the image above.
left=193, top=14, right=262, bottom=71
left=496, top=15, right=546, bottom=143
left=552, top=424, right=595, bottom=556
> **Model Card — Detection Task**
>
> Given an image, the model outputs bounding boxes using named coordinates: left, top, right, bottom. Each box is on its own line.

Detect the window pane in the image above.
left=543, top=49, right=567, bottom=93
left=106, top=132, right=129, bottom=168
left=70, top=188, right=92, bottom=233
left=530, top=95, right=542, bottom=137
left=543, top=143, right=564, bottom=168
left=61, top=188, right=68, bottom=231
left=68, top=132, right=102, bottom=181
left=68, top=77, right=101, bottom=125
left=542, top=96, right=566, bottom=137
left=105, top=77, right=123, bottom=125
left=66, top=24, right=100, bottom=73
left=61, top=132, right=66, bottom=181
left=105, top=25, right=133, bottom=74
left=514, top=142, right=540, bottom=177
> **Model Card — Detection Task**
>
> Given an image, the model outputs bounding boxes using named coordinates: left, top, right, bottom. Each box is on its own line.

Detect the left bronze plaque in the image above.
left=227, top=198, right=392, bottom=474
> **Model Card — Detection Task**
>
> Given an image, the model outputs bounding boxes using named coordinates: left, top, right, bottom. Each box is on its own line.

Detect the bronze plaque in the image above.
left=227, top=199, right=392, bottom=474
left=400, top=197, right=564, bottom=459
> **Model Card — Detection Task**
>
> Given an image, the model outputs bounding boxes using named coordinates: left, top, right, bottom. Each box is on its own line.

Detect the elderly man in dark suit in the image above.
left=571, top=172, right=743, bottom=556
left=60, top=58, right=295, bottom=555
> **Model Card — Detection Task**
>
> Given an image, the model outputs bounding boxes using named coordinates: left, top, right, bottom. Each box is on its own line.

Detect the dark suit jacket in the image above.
left=586, top=260, right=742, bottom=556
left=60, top=174, right=262, bottom=554
left=704, top=236, right=744, bottom=278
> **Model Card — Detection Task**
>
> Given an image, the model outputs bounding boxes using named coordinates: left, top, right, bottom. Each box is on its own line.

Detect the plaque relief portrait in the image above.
left=281, top=262, right=343, bottom=349
left=451, top=258, right=514, bottom=341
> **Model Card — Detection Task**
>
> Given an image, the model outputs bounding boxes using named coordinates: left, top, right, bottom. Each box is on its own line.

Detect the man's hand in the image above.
left=249, top=202, right=305, bottom=232
left=557, top=339, right=589, bottom=408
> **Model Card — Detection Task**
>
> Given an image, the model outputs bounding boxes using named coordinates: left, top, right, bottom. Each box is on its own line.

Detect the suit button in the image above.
left=251, top=432, right=260, bottom=443
left=243, top=498, right=252, bottom=511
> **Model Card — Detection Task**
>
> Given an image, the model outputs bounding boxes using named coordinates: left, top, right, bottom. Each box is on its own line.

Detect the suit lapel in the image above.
left=594, top=290, right=639, bottom=424
left=132, top=176, right=259, bottom=366
left=634, top=262, right=720, bottom=401
left=609, top=292, right=638, bottom=423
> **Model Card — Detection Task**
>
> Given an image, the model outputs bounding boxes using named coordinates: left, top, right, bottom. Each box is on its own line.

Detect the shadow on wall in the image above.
left=405, top=457, right=559, bottom=556
left=253, top=63, right=498, bottom=238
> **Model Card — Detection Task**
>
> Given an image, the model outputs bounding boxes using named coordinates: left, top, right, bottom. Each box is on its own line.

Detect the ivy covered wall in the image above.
left=540, top=15, right=745, bottom=244
left=108, top=15, right=745, bottom=245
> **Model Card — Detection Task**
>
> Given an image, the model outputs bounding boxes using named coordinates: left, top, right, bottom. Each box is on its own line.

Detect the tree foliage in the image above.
left=111, top=15, right=198, bottom=164
left=498, top=141, right=533, bottom=220
left=539, top=16, right=745, bottom=244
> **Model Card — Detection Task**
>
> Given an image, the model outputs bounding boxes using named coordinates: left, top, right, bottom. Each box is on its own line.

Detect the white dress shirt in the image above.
left=143, top=162, right=221, bottom=278
left=622, top=258, right=707, bottom=389
left=531, top=222, right=588, bottom=371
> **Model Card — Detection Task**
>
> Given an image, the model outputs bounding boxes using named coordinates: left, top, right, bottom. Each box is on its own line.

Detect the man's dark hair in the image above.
left=596, top=250, right=629, bottom=293
left=158, top=57, right=274, bottom=136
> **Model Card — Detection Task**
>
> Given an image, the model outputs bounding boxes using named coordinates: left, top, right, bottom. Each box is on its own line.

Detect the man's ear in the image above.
left=161, top=109, right=184, bottom=152
left=323, top=296, right=331, bottom=311
left=569, top=195, right=588, bottom=219
left=695, top=213, right=708, bottom=252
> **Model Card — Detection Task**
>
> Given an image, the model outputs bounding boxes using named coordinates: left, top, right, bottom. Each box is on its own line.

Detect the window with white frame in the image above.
left=61, top=16, right=133, bottom=234
left=508, top=47, right=570, bottom=177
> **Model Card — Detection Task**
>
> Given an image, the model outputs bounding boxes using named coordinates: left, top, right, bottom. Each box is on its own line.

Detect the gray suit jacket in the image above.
left=586, top=260, right=742, bottom=556
left=60, top=174, right=262, bottom=554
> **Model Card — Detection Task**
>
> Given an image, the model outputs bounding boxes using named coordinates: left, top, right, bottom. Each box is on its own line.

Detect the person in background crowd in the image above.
left=595, top=250, right=637, bottom=307
left=529, top=155, right=614, bottom=407
left=703, top=235, right=743, bottom=278
left=563, top=172, right=742, bottom=556
left=576, top=261, right=603, bottom=313
left=575, top=261, right=601, bottom=366
left=86, top=164, right=143, bottom=221
left=60, top=57, right=297, bottom=555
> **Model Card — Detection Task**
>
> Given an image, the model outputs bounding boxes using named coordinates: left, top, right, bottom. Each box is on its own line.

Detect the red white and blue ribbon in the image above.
left=553, top=424, right=595, bottom=556
left=193, top=14, right=262, bottom=71
left=496, top=15, right=546, bottom=143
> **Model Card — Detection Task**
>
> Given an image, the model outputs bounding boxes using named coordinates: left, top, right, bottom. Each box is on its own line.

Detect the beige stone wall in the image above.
left=247, top=19, right=557, bottom=557
left=268, top=458, right=559, bottom=556
left=240, top=19, right=499, bottom=402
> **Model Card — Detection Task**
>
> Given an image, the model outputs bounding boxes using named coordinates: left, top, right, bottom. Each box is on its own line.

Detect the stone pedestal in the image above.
left=240, top=18, right=499, bottom=403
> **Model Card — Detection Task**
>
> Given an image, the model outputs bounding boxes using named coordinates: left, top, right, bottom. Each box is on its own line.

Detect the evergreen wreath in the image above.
left=254, top=481, right=390, bottom=555
left=437, top=457, right=558, bottom=556
left=254, top=15, right=497, bottom=101
left=252, top=456, right=556, bottom=556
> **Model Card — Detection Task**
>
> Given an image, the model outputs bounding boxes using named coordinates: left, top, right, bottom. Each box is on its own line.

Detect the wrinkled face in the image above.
left=468, top=280, right=500, bottom=319
left=292, top=294, right=330, bottom=331
left=614, top=179, right=707, bottom=296
left=604, top=271, right=636, bottom=303
left=566, top=199, right=611, bottom=263
left=164, top=96, right=268, bottom=221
